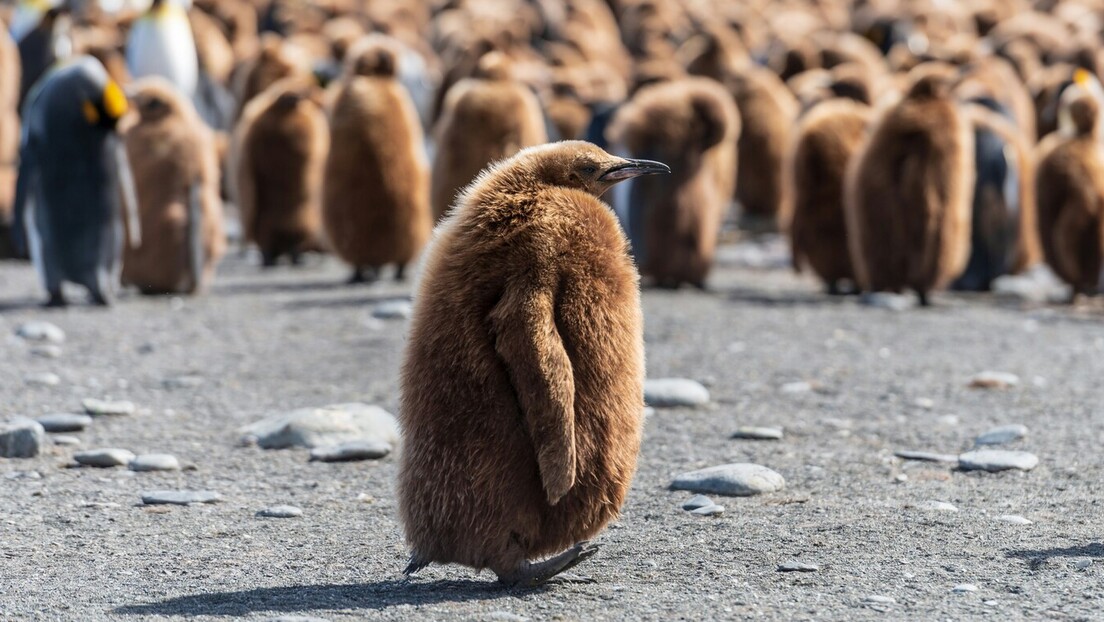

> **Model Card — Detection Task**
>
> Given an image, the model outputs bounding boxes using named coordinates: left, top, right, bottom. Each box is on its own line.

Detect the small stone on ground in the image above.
left=643, top=378, right=710, bottom=407
left=75, top=449, right=136, bottom=468
left=731, top=426, right=783, bottom=440
left=129, top=454, right=182, bottom=472
left=15, top=321, right=65, bottom=343
left=82, top=399, right=135, bottom=416
left=671, top=464, right=785, bottom=496
left=778, top=561, right=819, bottom=572
left=309, top=440, right=391, bottom=462
left=0, top=418, right=47, bottom=458
left=895, top=450, right=959, bottom=463
left=996, top=515, right=1032, bottom=525
left=681, top=494, right=714, bottom=510
left=141, top=490, right=221, bottom=506
left=975, top=424, right=1028, bottom=446
left=958, top=450, right=1038, bottom=472
left=257, top=505, right=303, bottom=518
left=36, top=413, right=92, bottom=433
left=968, top=371, right=1019, bottom=389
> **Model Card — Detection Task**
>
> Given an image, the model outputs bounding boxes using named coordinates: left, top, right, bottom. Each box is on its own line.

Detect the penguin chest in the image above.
left=127, top=18, right=198, bottom=96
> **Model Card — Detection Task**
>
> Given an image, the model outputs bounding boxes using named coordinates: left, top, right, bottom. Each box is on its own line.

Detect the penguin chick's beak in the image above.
left=599, top=159, right=671, bottom=182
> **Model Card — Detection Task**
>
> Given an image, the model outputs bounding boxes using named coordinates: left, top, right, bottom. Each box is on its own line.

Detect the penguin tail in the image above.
left=403, top=553, right=429, bottom=576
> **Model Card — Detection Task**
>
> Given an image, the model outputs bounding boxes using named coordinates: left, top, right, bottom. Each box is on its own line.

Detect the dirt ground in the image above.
left=1, top=241, right=1102, bottom=621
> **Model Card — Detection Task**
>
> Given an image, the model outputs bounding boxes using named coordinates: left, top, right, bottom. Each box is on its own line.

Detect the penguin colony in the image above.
left=4, top=0, right=1104, bottom=583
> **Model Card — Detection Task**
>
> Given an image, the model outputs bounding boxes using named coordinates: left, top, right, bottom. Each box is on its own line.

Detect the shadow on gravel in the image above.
left=114, top=579, right=512, bottom=616
left=1006, top=542, right=1104, bottom=561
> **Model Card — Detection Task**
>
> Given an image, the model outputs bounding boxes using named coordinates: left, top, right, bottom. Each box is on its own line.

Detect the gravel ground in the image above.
left=1, top=242, right=1102, bottom=621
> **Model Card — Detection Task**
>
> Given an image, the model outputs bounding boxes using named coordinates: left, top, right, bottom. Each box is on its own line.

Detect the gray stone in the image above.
left=779, top=381, right=814, bottom=394
left=0, top=418, right=47, bottom=458
left=52, top=435, right=81, bottom=446
left=36, top=413, right=92, bottom=433
left=643, top=378, right=709, bottom=407
left=975, top=424, right=1028, bottom=446
left=129, top=454, right=181, bottom=472
left=486, top=614, right=529, bottom=622
left=308, top=440, right=391, bottom=462
left=82, top=398, right=135, bottom=416
left=958, top=450, right=1038, bottom=472
left=371, top=299, right=413, bottom=319
left=952, top=584, right=978, bottom=593
left=162, top=375, right=204, bottom=389
left=731, top=426, right=783, bottom=440
left=141, top=490, right=221, bottom=505
left=1074, top=559, right=1093, bottom=570
left=75, top=448, right=135, bottom=468
left=15, top=321, right=65, bottom=343
left=863, top=595, right=897, bottom=605
left=681, top=494, right=715, bottom=510
left=29, top=344, right=62, bottom=358
left=995, top=515, right=1032, bottom=525
left=24, top=372, right=60, bottom=386
left=257, top=505, right=303, bottom=518
left=968, top=371, right=1019, bottom=389
left=895, top=450, right=959, bottom=463
left=671, top=463, right=785, bottom=496
left=992, top=265, right=1070, bottom=303
left=778, top=561, right=818, bottom=572
left=689, top=504, right=725, bottom=516
left=860, top=292, right=915, bottom=311
left=240, top=403, right=400, bottom=450
left=265, top=617, right=332, bottom=622
left=920, top=501, right=959, bottom=513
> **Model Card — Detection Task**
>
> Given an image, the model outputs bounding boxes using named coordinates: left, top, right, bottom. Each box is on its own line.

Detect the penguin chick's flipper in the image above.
left=186, top=180, right=204, bottom=293
left=489, top=283, right=576, bottom=505
left=495, top=542, right=600, bottom=588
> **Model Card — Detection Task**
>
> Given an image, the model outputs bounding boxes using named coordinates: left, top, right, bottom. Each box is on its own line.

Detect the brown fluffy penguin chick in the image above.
left=784, top=98, right=871, bottom=294
left=233, top=76, right=328, bottom=266
left=121, top=78, right=225, bottom=294
left=430, top=52, right=548, bottom=222
left=322, top=37, right=431, bottom=283
left=232, top=34, right=312, bottom=119
left=399, top=141, right=668, bottom=586
left=1034, top=93, right=1104, bottom=296
left=0, top=20, right=19, bottom=256
left=607, top=77, right=740, bottom=288
left=844, top=65, right=975, bottom=306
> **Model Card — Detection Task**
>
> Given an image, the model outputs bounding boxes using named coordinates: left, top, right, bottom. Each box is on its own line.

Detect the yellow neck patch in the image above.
left=82, top=100, right=99, bottom=124
left=103, top=81, right=128, bottom=119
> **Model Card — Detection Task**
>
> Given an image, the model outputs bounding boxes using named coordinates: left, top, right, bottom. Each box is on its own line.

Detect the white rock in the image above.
left=779, top=381, right=813, bottom=394
left=732, top=426, right=784, bottom=440
left=82, top=398, right=135, bottom=416
left=36, top=413, right=92, bottom=432
left=75, top=448, right=136, bottom=467
left=778, top=561, right=818, bottom=572
left=643, top=378, right=709, bottom=407
left=240, top=403, right=400, bottom=450
left=24, top=372, right=60, bottom=386
left=974, top=424, right=1027, bottom=446
left=0, top=418, right=47, bottom=458
left=689, top=504, right=725, bottom=516
left=681, top=494, right=715, bottom=510
left=52, top=435, right=80, bottom=446
left=15, top=321, right=65, bottom=343
left=958, top=450, right=1038, bottom=472
left=952, top=584, right=978, bottom=593
left=992, top=265, right=1070, bottom=303
left=671, top=463, right=785, bottom=496
left=863, top=595, right=897, bottom=605
left=141, top=490, right=220, bottom=505
left=996, top=515, right=1032, bottom=525
left=968, top=371, right=1019, bottom=389
left=129, top=454, right=181, bottom=472
left=920, top=501, right=959, bottom=513
left=1074, top=559, right=1093, bottom=570
left=29, top=344, right=62, bottom=358
left=860, top=292, right=915, bottom=311
left=308, top=440, right=391, bottom=462
left=257, top=505, right=303, bottom=518
left=371, top=299, right=413, bottom=319
left=913, top=397, right=934, bottom=409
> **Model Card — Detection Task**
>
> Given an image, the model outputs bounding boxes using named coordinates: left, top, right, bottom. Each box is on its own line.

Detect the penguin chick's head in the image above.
left=524, top=141, right=670, bottom=197
left=346, top=36, right=398, bottom=78
left=129, top=79, right=182, bottom=123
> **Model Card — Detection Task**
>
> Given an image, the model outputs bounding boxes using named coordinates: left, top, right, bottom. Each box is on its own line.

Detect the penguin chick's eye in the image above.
left=580, top=164, right=598, bottom=175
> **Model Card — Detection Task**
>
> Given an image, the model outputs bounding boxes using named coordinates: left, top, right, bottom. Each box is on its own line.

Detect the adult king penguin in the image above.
left=13, top=55, right=139, bottom=306
left=126, top=0, right=198, bottom=99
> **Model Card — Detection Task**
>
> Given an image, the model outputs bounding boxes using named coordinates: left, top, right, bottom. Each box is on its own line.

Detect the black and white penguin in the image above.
left=126, top=0, right=197, bottom=98
left=12, top=55, right=139, bottom=306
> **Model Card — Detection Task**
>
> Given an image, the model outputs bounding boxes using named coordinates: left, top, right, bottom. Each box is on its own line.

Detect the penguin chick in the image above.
left=0, top=23, right=21, bottom=258
left=399, top=141, right=668, bottom=586
left=784, top=98, right=871, bottom=295
left=322, top=37, right=431, bottom=283
left=430, top=51, right=548, bottom=222
left=844, top=64, right=975, bottom=306
left=121, top=77, right=224, bottom=294
left=13, top=56, right=137, bottom=306
left=1034, top=91, right=1104, bottom=296
left=232, top=76, right=328, bottom=266
left=607, top=77, right=740, bottom=288
left=231, top=33, right=312, bottom=120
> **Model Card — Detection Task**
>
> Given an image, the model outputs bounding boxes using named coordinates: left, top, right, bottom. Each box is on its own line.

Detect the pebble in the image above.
left=141, top=490, right=221, bottom=505
left=779, top=381, right=813, bottom=394
left=689, top=504, right=725, bottom=516
left=913, top=397, right=934, bottom=409
left=82, top=398, right=135, bottom=416
left=968, top=371, right=1020, bottom=389
left=895, top=450, right=959, bottom=463
left=239, top=403, right=400, bottom=449
left=0, top=418, right=47, bottom=458
left=51, top=435, right=81, bottom=446
left=992, top=265, right=1070, bottom=303
left=25, top=372, right=60, bottom=386
left=74, top=448, right=136, bottom=468
left=256, top=505, right=303, bottom=518
left=15, top=321, right=65, bottom=343
left=778, top=561, right=819, bottom=572
left=308, top=440, right=391, bottom=462
left=731, top=426, right=783, bottom=440
left=29, top=344, right=62, bottom=358
left=920, top=501, right=959, bottom=513
left=952, top=584, right=978, bottom=593
left=860, top=292, right=915, bottom=311
left=1073, top=559, right=1093, bottom=570
left=129, top=454, right=181, bottom=472
left=671, top=463, right=785, bottom=496
left=371, top=299, right=414, bottom=319
left=643, top=378, right=710, bottom=407
left=5, top=470, right=41, bottom=480
left=863, top=595, right=897, bottom=605
left=486, top=614, right=529, bottom=622
left=265, top=617, right=332, bottom=622
left=162, top=375, right=204, bottom=389
left=974, top=424, right=1028, bottom=446
left=681, top=494, right=715, bottom=510
left=996, top=515, right=1032, bottom=525
left=958, top=450, right=1038, bottom=472
left=36, top=413, right=92, bottom=433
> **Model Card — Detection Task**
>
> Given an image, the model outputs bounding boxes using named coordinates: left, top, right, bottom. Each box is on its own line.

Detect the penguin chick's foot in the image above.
left=495, top=542, right=600, bottom=588
left=348, top=266, right=379, bottom=284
